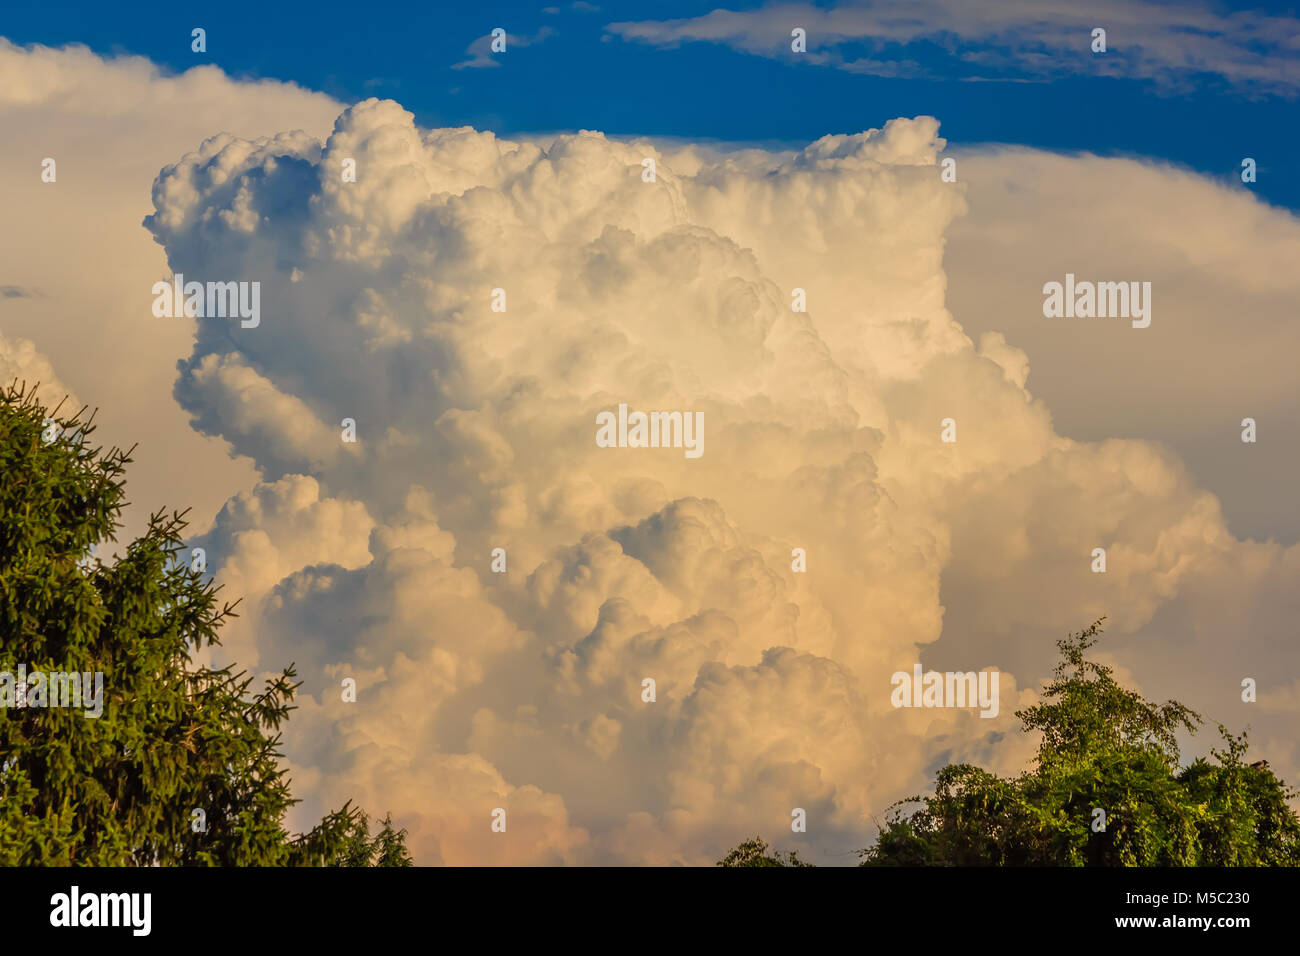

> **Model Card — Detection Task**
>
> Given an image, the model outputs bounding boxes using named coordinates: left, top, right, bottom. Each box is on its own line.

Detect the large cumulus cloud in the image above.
left=141, top=98, right=1296, bottom=863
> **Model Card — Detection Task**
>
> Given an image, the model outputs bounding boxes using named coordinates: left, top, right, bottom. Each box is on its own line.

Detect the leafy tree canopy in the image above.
left=0, top=384, right=410, bottom=865
left=722, top=620, right=1300, bottom=867
left=717, top=837, right=814, bottom=867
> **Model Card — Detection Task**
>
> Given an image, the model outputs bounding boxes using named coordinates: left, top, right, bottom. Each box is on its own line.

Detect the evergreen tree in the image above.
left=332, top=811, right=415, bottom=867
left=0, top=383, right=411, bottom=865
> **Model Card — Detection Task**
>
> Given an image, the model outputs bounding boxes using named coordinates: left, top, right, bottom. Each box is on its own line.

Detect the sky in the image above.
left=0, top=1, right=1298, bottom=865
left=7, top=0, right=1300, bottom=210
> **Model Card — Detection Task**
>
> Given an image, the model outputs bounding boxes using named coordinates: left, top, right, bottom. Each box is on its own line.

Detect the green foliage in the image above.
left=860, top=620, right=1300, bottom=866
left=0, top=383, right=411, bottom=865
left=332, top=811, right=414, bottom=867
left=717, top=836, right=815, bottom=867
left=721, top=620, right=1300, bottom=868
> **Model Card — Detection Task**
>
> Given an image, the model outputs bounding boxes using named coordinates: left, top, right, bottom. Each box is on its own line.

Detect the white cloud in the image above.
left=0, top=333, right=80, bottom=411
left=606, top=0, right=1300, bottom=93
left=944, top=146, right=1300, bottom=543
left=0, top=38, right=342, bottom=545
left=141, top=96, right=1300, bottom=863
left=452, top=26, right=557, bottom=70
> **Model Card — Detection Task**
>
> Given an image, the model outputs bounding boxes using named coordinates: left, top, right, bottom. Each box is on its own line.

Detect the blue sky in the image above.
left=6, top=0, right=1298, bottom=211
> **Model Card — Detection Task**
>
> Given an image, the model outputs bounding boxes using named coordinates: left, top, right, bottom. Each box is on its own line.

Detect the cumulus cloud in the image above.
left=0, top=332, right=80, bottom=410
left=133, top=94, right=1300, bottom=863
left=605, top=0, right=1300, bottom=94
left=194, top=475, right=374, bottom=669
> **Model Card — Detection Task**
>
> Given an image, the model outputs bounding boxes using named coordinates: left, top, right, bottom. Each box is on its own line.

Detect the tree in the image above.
left=332, top=812, right=414, bottom=867
left=0, top=383, right=411, bottom=865
left=717, top=836, right=814, bottom=867
left=719, top=620, right=1300, bottom=867
left=861, top=620, right=1300, bottom=866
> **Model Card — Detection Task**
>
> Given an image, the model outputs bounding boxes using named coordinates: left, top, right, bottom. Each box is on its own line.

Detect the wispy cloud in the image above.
left=606, top=0, right=1300, bottom=95
left=544, top=2, right=601, bottom=13
left=453, top=25, right=557, bottom=70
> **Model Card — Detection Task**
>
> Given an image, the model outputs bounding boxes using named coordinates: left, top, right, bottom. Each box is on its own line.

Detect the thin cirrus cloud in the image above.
left=452, top=26, right=558, bottom=70
left=605, top=0, right=1300, bottom=94
left=3, top=39, right=1297, bottom=863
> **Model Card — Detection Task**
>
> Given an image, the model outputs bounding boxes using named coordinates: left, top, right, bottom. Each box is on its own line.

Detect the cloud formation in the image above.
left=453, top=26, right=557, bottom=70
left=0, top=37, right=342, bottom=543
left=944, top=146, right=1300, bottom=545
left=606, top=0, right=1300, bottom=94
left=0, top=333, right=79, bottom=411
left=136, top=96, right=1298, bottom=863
